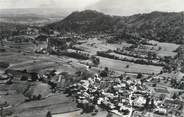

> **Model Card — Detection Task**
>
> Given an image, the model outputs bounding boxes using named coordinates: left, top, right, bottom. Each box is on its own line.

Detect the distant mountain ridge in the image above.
left=0, top=8, right=69, bottom=25
left=0, top=8, right=70, bottom=18
left=44, top=10, right=184, bottom=44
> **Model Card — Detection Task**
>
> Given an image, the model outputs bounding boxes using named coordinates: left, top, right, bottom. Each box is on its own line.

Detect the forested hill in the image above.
left=44, top=10, right=184, bottom=44
left=44, top=10, right=120, bottom=33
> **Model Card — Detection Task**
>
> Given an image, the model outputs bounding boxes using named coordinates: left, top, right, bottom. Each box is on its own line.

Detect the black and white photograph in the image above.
left=0, top=0, right=184, bottom=117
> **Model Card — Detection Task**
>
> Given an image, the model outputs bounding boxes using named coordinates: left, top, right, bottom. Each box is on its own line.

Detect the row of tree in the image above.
left=96, top=51, right=164, bottom=66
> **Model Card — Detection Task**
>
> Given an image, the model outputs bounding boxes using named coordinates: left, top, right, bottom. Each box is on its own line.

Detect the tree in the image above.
left=32, top=95, right=37, bottom=100
left=170, top=78, right=177, bottom=88
left=123, top=109, right=130, bottom=115
left=100, top=67, right=109, bottom=77
left=21, top=76, right=28, bottom=81
left=106, top=112, right=113, bottom=117
left=30, top=72, right=38, bottom=81
left=150, top=99, right=155, bottom=109
left=172, top=92, right=178, bottom=99
left=158, top=46, right=162, bottom=50
left=152, top=83, right=157, bottom=87
left=145, top=97, right=150, bottom=109
left=104, top=67, right=109, bottom=72
left=137, top=73, right=142, bottom=79
left=6, top=79, right=13, bottom=85
left=0, top=101, right=9, bottom=117
left=48, top=81, right=57, bottom=90
left=126, top=65, right=129, bottom=68
left=46, top=111, right=52, bottom=117
left=91, top=56, right=100, bottom=66
left=37, top=94, right=42, bottom=100
left=0, top=62, right=9, bottom=69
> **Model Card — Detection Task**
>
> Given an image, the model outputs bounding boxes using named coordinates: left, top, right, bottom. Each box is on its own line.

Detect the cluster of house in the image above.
left=64, top=71, right=184, bottom=117
left=63, top=73, right=144, bottom=116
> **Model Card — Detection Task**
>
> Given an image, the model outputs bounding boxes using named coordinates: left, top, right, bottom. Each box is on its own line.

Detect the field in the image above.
left=99, top=57, right=162, bottom=74
left=1, top=38, right=168, bottom=75
left=10, top=93, right=78, bottom=117
left=52, top=111, right=122, bottom=117
left=75, top=38, right=180, bottom=59
left=149, top=40, right=180, bottom=57
left=0, top=80, right=78, bottom=117
left=0, top=41, right=88, bottom=117
left=0, top=78, right=78, bottom=117
left=74, top=38, right=131, bottom=55
left=73, top=38, right=165, bottom=74
left=0, top=41, right=87, bottom=74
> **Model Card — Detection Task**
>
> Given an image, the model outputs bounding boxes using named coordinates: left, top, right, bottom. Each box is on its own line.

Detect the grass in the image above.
left=0, top=94, right=26, bottom=106
left=149, top=40, right=180, bottom=57
left=8, top=81, right=31, bottom=93
left=24, top=82, right=51, bottom=98
left=10, top=93, right=78, bottom=117
left=157, top=51, right=177, bottom=58
left=53, top=110, right=111, bottom=117
left=99, top=57, right=162, bottom=74
left=74, top=38, right=131, bottom=55
left=0, top=52, right=32, bottom=64
left=10, top=61, right=56, bottom=71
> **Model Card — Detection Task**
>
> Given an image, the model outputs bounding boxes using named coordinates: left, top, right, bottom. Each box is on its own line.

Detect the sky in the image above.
left=0, top=0, right=184, bottom=16
left=0, top=0, right=99, bottom=9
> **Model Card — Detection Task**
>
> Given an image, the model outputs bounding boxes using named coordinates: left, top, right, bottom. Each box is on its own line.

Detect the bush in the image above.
left=6, top=79, right=13, bottom=85
left=91, top=56, right=100, bottom=66
left=100, top=67, right=109, bottom=77
left=21, top=76, right=28, bottom=81
left=97, top=51, right=119, bottom=59
left=46, top=111, right=52, bottom=117
left=30, top=72, right=38, bottom=81
left=0, top=48, right=6, bottom=52
left=137, top=73, right=143, bottom=79
left=60, top=52, right=89, bottom=60
left=3, top=110, right=13, bottom=116
left=0, top=62, right=9, bottom=68
left=37, top=94, right=42, bottom=100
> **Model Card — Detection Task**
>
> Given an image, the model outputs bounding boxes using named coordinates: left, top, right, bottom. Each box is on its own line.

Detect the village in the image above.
left=0, top=26, right=184, bottom=117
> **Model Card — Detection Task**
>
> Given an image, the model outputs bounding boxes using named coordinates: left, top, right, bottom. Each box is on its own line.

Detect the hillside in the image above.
left=45, top=10, right=121, bottom=33
left=122, top=11, right=184, bottom=43
left=44, top=10, right=184, bottom=44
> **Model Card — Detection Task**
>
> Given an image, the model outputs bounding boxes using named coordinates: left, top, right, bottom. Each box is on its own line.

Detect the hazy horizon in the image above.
left=0, top=0, right=184, bottom=16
